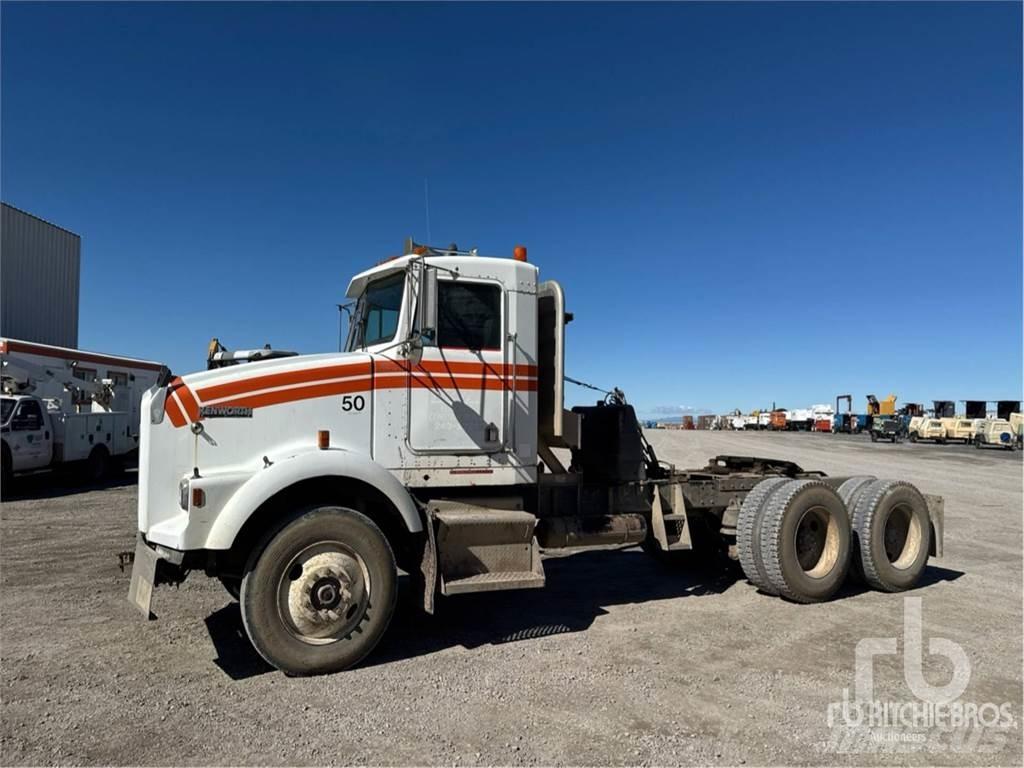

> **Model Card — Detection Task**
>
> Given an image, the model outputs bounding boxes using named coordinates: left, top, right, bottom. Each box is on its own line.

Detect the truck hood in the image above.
left=161, top=351, right=373, bottom=428
left=138, top=351, right=374, bottom=545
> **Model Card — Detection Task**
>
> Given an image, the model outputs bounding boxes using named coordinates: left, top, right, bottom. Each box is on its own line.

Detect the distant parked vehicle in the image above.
left=940, top=418, right=976, bottom=444
left=869, top=416, right=903, bottom=443
left=908, top=417, right=946, bottom=444
left=973, top=419, right=1016, bottom=451
left=813, top=417, right=834, bottom=432
left=1010, top=413, right=1024, bottom=448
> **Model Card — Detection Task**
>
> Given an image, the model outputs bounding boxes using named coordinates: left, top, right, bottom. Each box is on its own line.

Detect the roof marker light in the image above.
left=513, top=245, right=528, bottom=262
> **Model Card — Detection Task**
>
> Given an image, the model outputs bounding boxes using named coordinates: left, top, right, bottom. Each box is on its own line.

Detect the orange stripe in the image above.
left=0, top=338, right=164, bottom=371
left=164, top=393, right=186, bottom=427
left=196, top=362, right=372, bottom=401
left=373, top=359, right=537, bottom=377
left=201, top=376, right=536, bottom=417
left=375, top=373, right=538, bottom=392
left=175, top=384, right=200, bottom=422
left=165, top=362, right=537, bottom=427
left=218, top=378, right=372, bottom=410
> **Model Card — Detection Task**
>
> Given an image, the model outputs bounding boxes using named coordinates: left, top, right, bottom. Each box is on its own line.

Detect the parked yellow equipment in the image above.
left=866, top=394, right=897, bottom=416
left=909, top=416, right=946, bottom=443
left=941, top=418, right=976, bottom=444
left=1010, top=413, right=1024, bottom=448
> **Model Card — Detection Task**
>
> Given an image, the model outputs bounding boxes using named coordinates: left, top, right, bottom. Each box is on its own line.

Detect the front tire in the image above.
left=240, top=505, right=397, bottom=676
left=85, top=446, right=110, bottom=483
left=1, top=444, right=12, bottom=494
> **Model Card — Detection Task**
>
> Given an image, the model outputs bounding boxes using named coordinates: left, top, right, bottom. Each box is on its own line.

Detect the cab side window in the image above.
left=436, top=282, right=501, bottom=351
left=14, top=400, right=43, bottom=430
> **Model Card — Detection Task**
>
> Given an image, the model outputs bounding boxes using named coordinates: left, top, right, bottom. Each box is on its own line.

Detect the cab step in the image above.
left=429, top=501, right=546, bottom=596
left=443, top=571, right=546, bottom=594
left=651, top=483, right=693, bottom=552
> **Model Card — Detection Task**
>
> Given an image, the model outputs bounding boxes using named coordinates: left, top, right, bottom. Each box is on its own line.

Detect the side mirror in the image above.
left=417, top=266, right=438, bottom=342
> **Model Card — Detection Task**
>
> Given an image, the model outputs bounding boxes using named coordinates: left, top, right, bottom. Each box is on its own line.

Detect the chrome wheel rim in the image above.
left=794, top=505, right=840, bottom=578
left=276, top=541, right=371, bottom=645
left=883, top=503, right=922, bottom=570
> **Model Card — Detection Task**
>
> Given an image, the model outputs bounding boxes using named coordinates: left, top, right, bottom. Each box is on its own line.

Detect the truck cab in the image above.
left=137, top=248, right=548, bottom=556
left=869, top=415, right=902, bottom=443
left=1, top=394, right=53, bottom=479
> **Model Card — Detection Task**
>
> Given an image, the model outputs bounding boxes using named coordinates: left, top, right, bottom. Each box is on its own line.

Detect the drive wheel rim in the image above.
left=794, top=505, right=840, bottom=578
left=882, top=502, right=922, bottom=570
left=276, top=541, right=371, bottom=645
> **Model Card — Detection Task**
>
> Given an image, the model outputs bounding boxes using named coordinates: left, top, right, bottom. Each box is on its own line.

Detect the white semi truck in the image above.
left=1, top=338, right=165, bottom=483
left=128, top=241, right=945, bottom=675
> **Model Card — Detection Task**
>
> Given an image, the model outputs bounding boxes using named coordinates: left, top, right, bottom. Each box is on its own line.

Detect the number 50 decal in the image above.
left=341, top=395, right=365, bottom=412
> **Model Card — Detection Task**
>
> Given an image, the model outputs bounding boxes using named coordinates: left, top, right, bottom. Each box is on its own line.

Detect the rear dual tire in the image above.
left=736, top=477, right=791, bottom=594
left=758, top=481, right=852, bottom=603
left=737, top=476, right=931, bottom=600
left=850, top=480, right=931, bottom=592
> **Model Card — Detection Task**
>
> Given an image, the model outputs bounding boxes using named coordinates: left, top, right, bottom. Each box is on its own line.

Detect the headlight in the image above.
left=179, top=478, right=190, bottom=510
left=149, top=386, right=167, bottom=425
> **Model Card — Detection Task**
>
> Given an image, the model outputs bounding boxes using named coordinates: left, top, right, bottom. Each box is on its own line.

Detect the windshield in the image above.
left=1, top=398, right=14, bottom=425
left=346, top=272, right=405, bottom=351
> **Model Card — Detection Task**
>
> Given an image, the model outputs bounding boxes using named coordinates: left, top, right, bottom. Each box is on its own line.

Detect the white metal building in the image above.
left=1, top=202, right=81, bottom=348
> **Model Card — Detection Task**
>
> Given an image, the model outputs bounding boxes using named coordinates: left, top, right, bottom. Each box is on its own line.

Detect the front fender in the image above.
left=205, top=448, right=422, bottom=550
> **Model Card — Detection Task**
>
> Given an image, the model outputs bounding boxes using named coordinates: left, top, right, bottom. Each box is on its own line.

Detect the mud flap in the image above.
left=419, top=505, right=438, bottom=615
left=127, top=537, right=159, bottom=620
left=924, top=494, right=944, bottom=558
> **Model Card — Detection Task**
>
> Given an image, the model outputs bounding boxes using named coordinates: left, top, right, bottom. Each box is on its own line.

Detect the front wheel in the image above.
left=85, top=446, right=110, bottom=483
left=1, top=444, right=12, bottom=494
left=240, top=505, right=397, bottom=676
left=909, top=432, right=918, bottom=443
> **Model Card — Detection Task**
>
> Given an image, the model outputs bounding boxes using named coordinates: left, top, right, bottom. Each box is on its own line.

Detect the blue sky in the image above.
left=2, top=1, right=1021, bottom=417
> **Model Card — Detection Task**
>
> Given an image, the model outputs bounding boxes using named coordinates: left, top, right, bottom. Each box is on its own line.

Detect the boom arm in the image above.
left=1, top=353, right=113, bottom=403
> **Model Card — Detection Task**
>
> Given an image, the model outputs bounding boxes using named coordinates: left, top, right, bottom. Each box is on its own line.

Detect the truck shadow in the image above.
left=203, top=547, right=737, bottom=680
left=203, top=551, right=965, bottom=680
left=1, top=467, right=137, bottom=501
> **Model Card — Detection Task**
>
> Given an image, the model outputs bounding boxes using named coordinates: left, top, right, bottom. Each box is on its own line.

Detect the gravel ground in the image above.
left=1, top=431, right=1021, bottom=766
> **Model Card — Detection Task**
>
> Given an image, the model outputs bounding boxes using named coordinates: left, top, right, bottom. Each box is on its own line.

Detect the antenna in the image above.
left=424, top=177, right=432, bottom=244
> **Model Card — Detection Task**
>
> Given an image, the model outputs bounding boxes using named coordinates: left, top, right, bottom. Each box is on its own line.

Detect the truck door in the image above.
left=8, top=399, right=50, bottom=470
left=407, top=278, right=507, bottom=454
